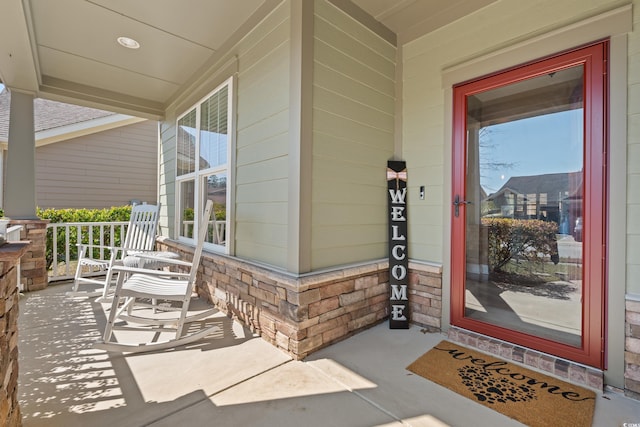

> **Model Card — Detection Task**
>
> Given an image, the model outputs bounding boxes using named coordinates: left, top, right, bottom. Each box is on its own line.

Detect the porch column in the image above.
left=466, top=120, right=489, bottom=280
left=5, top=89, right=37, bottom=219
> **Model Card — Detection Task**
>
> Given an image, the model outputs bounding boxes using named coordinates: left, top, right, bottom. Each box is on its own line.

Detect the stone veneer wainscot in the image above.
left=625, top=295, right=640, bottom=399
left=156, top=237, right=442, bottom=359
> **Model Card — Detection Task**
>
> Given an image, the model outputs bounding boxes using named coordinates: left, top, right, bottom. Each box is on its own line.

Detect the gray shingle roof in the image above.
left=0, top=88, right=116, bottom=140
left=487, top=171, right=583, bottom=203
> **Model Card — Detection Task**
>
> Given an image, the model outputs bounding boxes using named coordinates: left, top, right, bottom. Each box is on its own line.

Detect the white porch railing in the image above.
left=47, top=219, right=225, bottom=282
left=182, top=219, right=226, bottom=245
left=6, top=225, right=23, bottom=241
left=47, top=221, right=128, bottom=282
left=7, top=225, right=24, bottom=291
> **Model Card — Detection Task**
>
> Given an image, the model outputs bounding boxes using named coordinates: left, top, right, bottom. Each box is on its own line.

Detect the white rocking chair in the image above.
left=69, top=203, right=160, bottom=300
left=95, top=200, right=218, bottom=353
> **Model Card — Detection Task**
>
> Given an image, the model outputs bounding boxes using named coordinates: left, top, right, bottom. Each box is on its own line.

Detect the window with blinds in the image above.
left=176, top=78, right=233, bottom=251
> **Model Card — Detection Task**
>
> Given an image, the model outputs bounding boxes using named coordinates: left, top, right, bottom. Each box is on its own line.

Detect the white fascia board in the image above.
left=35, top=114, right=146, bottom=147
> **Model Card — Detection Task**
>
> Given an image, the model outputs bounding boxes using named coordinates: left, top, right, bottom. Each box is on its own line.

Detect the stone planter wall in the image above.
left=156, top=238, right=442, bottom=359
left=9, top=220, right=49, bottom=292
left=0, top=242, right=29, bottom=427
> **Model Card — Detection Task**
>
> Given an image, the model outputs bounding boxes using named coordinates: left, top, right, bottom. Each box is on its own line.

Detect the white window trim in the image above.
left=175, top=76, right=235, bottom=254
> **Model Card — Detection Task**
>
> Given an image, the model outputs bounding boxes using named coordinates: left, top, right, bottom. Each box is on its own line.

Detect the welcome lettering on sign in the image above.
left=387, top=160, right=409, bottom=329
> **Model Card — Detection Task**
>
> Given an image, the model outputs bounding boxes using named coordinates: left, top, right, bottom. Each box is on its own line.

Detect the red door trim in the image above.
left=450, top=41, right=608, bottom=368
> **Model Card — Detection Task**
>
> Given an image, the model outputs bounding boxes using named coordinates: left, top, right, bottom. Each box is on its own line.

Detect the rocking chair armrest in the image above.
left=129, top=253, right=191, bottom=267
left=76, top=243, right=124, bottom=256
left=76, top=243, right=125, bottom=252
left=110, top=264, right=191, bottom=278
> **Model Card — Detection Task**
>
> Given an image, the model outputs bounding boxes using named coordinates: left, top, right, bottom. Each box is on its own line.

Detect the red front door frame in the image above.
left=450, top=41, right=608, bottom=369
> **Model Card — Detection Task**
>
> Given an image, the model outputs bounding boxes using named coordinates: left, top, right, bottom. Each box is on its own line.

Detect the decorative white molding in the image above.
left=441, top=4, right=633, bottom=87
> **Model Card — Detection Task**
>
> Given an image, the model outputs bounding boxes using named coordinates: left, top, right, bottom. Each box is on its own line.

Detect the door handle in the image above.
left=453, top=195, right=472, bottom=217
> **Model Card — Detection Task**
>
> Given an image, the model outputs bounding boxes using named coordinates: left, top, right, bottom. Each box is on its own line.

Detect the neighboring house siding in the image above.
left=36, top=120, right=157, bottom=209
left=160, top=1, right=291, bottom=268
left=311, top=0, right=396, bottom=269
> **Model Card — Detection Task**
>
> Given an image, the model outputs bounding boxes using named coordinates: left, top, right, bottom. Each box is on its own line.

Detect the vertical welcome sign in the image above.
left=387, top=160, right=409, bottom=329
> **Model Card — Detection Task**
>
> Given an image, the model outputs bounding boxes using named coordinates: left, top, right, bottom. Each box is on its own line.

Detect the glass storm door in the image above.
left=451, top=42, right=607, bottom=368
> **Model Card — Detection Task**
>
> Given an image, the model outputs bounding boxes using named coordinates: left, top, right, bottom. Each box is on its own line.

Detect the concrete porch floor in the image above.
left=18, top=282, right=640, bottom=427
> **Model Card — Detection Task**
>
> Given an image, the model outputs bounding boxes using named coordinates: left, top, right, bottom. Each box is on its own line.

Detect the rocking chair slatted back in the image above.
left=122, top=204, right=160, bottom=252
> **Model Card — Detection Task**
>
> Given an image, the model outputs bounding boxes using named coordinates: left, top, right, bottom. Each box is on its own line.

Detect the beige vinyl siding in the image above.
left=35, top=120, right=157, bottom=209
left=158, top=120, right=176, bottom=236
left=628, top=1, right=640, bottom=294
left=402, top=0, right=632, bottom=264
left=160, top=1, right=291, bottom=268
left=311, top=0, right=396, bottom=269
left=235, top=2, right=291, bottom=267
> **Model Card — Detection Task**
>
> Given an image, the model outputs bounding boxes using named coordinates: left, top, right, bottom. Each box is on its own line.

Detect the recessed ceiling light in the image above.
left=117, top=36, right=140, bottom=49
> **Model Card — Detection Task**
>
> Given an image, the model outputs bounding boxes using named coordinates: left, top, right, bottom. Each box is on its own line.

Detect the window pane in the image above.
left=465, top=65, right=584, bottom=347
left=204, top=172, right=227, bottom=246
left=200, top=85, right=228, bottom=170
left=179, top=180, right=195, bottom=238
left=177, top=110, right=197, bottom=176
left=176, top=80, right=231, bottom=252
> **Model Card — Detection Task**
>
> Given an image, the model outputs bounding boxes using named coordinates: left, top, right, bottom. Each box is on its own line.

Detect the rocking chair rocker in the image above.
left=95, top=200, right=218, bottom=353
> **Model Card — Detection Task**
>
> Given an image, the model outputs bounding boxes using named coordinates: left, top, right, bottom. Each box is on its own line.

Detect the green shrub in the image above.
left=183, top=204, right=226, bottom=221
left=38, top=206, right=132, bottom=269
left=213, top=203, right=226, bottom=221
left=482, top=217, right=559, bottom=273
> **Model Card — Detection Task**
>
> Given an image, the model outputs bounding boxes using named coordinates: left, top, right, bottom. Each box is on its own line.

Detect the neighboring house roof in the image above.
left=0, top=88, right=146, bottom=146
left=487, top=171, right=583, bottom=203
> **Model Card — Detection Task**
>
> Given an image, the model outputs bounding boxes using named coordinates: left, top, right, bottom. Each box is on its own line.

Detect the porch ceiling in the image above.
left=0, top=0, right=495, bottom=120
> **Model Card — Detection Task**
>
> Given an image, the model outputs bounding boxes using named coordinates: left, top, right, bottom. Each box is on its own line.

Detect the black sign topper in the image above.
left=387, top=160, right=409, bottom=329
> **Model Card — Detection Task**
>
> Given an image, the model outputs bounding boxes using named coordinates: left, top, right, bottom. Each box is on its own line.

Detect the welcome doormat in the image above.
left=407, top=341, right=595, bottom=427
